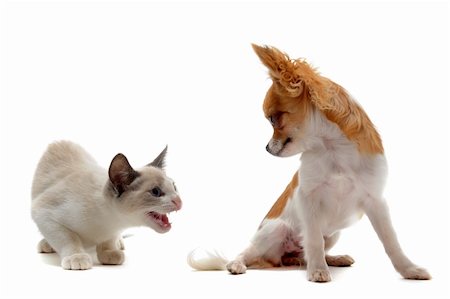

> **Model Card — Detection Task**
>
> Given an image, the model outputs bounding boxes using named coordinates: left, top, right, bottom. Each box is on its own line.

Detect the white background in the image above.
left=1, top=1, right=449, bottom=298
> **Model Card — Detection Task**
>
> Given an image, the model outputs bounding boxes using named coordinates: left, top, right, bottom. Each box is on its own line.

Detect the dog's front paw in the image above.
left=308, top=268, right=332, bottom=282
left=400, top=265, right=431, bottom=280
left=98, top=249, right=125, bottom=265
left=226, top=260, right=247, bottom=275
left=62, top=253, right=92, bottom=270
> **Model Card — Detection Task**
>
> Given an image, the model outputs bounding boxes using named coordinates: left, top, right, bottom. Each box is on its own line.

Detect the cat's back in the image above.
left=31, top=140, right=98, bottom=199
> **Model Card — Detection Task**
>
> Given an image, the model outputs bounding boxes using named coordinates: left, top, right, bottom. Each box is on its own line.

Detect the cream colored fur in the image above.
left=32, top=141, right=181, bottom=270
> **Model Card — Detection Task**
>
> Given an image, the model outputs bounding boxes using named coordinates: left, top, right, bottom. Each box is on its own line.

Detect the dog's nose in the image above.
left=266, top=143, right=271, bottom=153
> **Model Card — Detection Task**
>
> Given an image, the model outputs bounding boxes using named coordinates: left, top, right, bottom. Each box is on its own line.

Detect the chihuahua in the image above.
left=188, top=44, right=430, bottom=282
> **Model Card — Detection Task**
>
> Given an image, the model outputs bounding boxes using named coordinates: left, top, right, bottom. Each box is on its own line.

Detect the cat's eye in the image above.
left=149, top=187, right=164, bottom=197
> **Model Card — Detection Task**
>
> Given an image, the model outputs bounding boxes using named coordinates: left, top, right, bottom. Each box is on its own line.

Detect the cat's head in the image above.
left=106, top=146, right=182, bottom=233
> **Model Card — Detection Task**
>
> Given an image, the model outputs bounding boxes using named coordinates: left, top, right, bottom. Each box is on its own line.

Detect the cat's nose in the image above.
left=172, top=197, right=182, bottom=210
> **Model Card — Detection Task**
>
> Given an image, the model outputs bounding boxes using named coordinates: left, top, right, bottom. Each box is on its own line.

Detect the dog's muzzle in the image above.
left=266, top=138, right=292, bottom=156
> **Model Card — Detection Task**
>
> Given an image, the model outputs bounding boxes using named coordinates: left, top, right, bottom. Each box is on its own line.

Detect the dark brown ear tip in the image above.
left=108, top=152, right=138, bottom=197
left=113, top=153, right=126, bottom=160
left=109, top=153, right=132, bottom=171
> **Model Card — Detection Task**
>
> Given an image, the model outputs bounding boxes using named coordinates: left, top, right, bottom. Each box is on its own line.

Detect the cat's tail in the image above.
left=187, top=248, right=229, bottom=271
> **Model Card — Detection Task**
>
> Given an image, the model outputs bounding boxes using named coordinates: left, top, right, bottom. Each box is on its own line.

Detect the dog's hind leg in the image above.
left=226, top=219, right=292, bottom=274
left=226, top=245, right=257, bottom=274
left=324, top=232, right=355, bottom=267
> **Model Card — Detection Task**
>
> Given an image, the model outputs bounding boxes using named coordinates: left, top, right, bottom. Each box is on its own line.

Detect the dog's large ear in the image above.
left=252, top=44, right=303, bottom=97
left=147, top=145, right=168, bottom=169
left=109, top=154, right=139, bottom=197
left=252, top=44, right=332, bottom=104
left=252, top=44, right=288, bottom=74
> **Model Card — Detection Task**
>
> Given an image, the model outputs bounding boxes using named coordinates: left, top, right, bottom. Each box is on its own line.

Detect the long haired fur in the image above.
left=188, top=44, right=430, bottom=282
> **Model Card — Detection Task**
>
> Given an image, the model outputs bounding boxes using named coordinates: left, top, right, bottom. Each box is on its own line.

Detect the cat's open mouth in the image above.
left=147, top=211, right=171, bottom=230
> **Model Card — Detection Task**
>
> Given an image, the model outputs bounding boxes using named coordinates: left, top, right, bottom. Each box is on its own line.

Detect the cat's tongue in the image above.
left=148, top=211, right=171, bottom=228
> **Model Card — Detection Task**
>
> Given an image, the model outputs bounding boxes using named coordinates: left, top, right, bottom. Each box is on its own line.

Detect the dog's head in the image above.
left=252, top=44, right=383, bottom=156
left=252, top=44, right=330, bottom=157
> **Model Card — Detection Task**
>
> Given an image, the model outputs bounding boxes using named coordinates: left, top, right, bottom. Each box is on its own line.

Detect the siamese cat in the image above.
left=31, top=140, right=182, bottom=270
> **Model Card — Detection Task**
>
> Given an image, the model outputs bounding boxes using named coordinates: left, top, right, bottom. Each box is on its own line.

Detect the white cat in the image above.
left=31, top=140, right=182, bottom=270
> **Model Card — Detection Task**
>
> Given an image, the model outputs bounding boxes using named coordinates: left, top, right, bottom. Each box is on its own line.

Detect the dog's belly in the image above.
left=255, top=215, right=304, bottom=267
left=258, top=172, right=366, bottom=266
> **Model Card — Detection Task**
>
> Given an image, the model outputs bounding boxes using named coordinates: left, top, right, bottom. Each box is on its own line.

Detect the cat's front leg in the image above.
left=96, top=236, right=125, bottom=265
left=36, top=221, right=92, bottom=270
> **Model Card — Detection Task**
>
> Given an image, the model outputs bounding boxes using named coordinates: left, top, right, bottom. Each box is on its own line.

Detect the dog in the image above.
left=188, top=44, right=431, bottom=282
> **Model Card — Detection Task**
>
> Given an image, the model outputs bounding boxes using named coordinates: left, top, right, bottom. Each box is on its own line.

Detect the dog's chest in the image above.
left=300, top=150, right=369, bottom=234
left=325, top=171, right=355, bottom=196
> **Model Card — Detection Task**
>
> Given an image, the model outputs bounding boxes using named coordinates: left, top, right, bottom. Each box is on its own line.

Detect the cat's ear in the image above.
left=109, top=153, right=139, bottom=197
left=147, top=145, right=168, bottom=169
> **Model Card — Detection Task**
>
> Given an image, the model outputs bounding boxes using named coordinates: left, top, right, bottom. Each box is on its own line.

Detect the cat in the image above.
left=31, top=140, right=182, bottom=270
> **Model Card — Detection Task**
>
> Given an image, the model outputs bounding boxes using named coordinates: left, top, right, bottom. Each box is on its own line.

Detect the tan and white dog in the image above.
left=188, top=44, right=431, bottom=282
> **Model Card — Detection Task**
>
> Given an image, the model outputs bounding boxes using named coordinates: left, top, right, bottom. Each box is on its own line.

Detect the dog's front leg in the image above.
left=364, top=197, right=431, bottom=280
left=299, top=192, right=331, bottom=282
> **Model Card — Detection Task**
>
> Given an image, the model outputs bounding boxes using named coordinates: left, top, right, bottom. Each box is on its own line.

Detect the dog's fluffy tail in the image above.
left=187, top=248, right=229, bottom=271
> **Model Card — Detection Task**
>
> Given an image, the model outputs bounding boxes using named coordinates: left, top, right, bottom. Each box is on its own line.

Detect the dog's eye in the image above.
left=269, top=115, right=275, bottom=126
left=269, top=113, right=284, bottom=128
left=149, top=187, right=164, bottom=197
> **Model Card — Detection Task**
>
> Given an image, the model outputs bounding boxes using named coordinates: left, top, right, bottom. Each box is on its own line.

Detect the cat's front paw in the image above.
left=98, top=249, right=125, bottom=265
left=62, top=253, right=92, bottom=270
left=226, top=260, right=247, bottom=274
left=400, top=265, right=431, bottom=280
